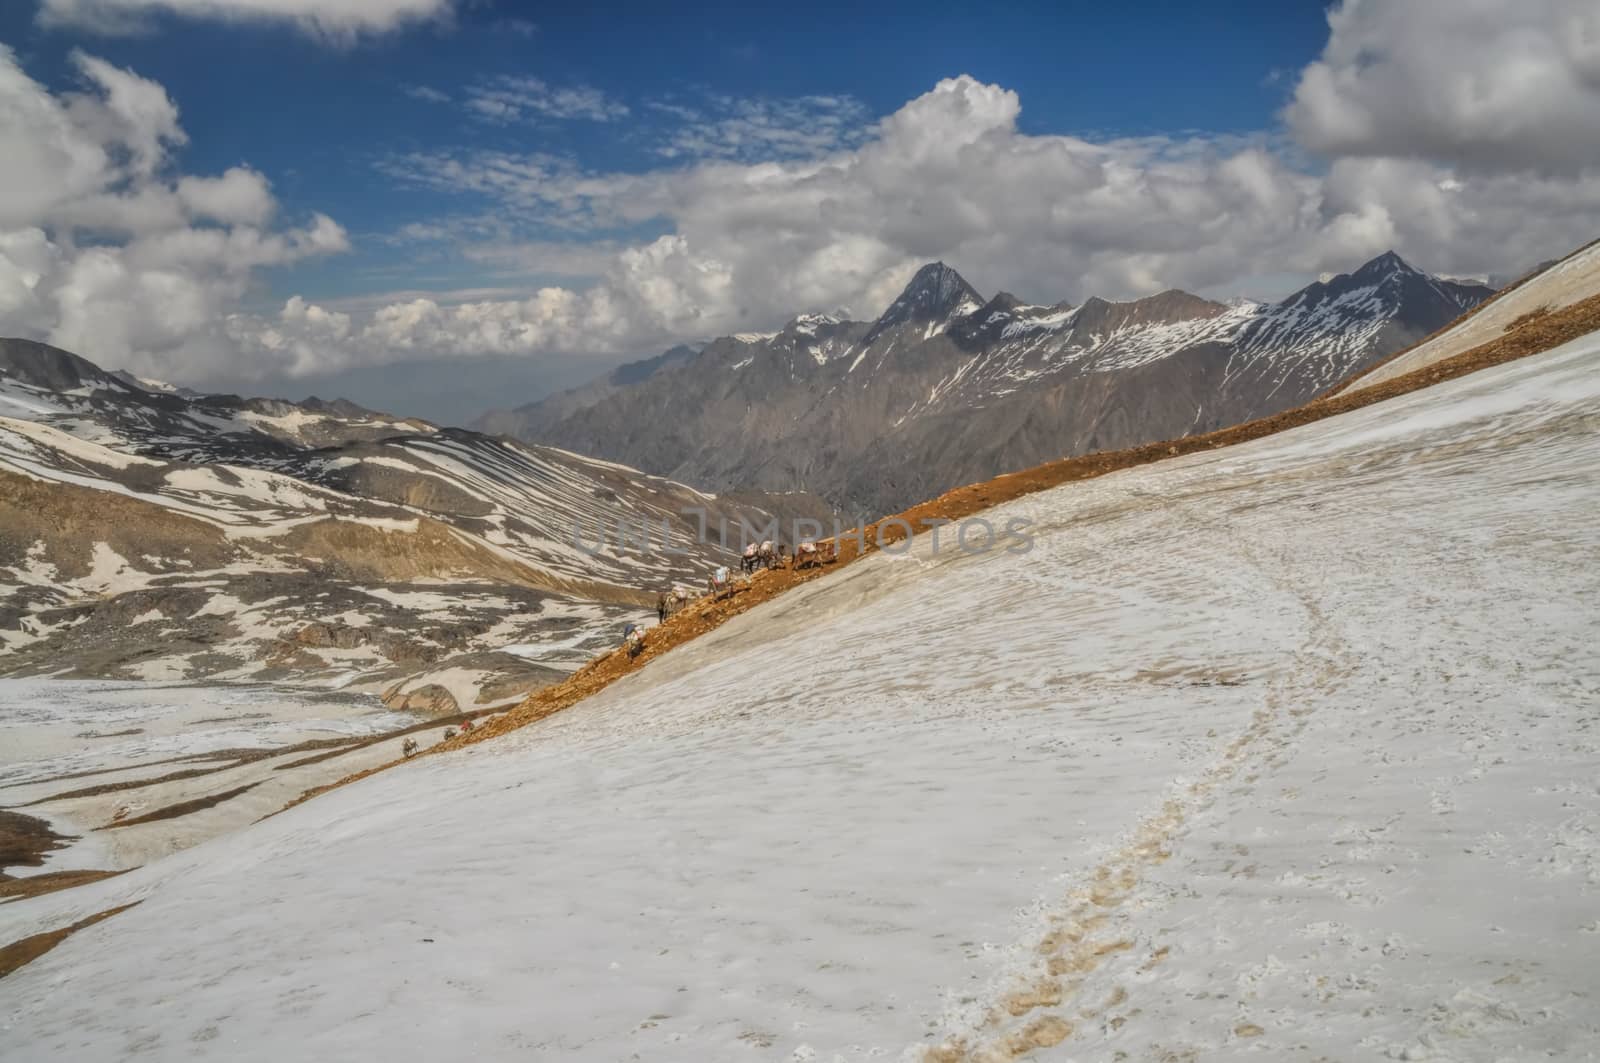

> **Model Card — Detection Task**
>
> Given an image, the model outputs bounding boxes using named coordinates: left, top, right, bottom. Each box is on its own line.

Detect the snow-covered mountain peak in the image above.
left=476, top=248, right=1497, bottom=517
left=873, top=262, right=985, bottom=332
left=1349, top=249, right=1419, bottom=283
left=788, top=312, right=841, bottom=334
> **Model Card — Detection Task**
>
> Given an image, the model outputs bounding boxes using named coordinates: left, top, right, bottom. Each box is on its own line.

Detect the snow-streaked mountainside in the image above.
left=1349, top=239, right=1600, bottom=394
left=480, top=251, right=1493, bottom=516
left=0, top=338, right=807, bottom=712
left=6, top=328, right=1597, bottom=1061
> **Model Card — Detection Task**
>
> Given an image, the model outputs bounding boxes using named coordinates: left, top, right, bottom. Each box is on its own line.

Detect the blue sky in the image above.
left=0, top=0, right=1330, bottom=308
left=1, top=0, right=1597, bottom=422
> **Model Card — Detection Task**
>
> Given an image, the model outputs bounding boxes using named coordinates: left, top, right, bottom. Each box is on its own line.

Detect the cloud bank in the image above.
left=0, top=46, right=346, bottom=379
left=37, top=0, right=454, bottom=41
left=1287, top=0, right=1600, bottom=175
left=4, top=0, right=1600, bottom=385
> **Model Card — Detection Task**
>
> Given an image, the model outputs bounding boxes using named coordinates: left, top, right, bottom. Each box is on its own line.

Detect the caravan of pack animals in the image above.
left=652, top=539, right=836, bottom=627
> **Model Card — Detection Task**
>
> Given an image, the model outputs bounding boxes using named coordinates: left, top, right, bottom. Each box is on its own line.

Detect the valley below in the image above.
left=3, top=9, right=1599, bottom=1059
left=2, top=241, right=1598, bottom=1061
left=0, top=678, right=439, bottom=875
left=3, top=319, right=1597, bottom=1061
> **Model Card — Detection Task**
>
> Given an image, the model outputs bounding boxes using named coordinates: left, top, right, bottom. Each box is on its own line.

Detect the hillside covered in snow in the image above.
left=4, top=317, right=1596, bottom=1060
left=0, top=337, right=818, bottom=712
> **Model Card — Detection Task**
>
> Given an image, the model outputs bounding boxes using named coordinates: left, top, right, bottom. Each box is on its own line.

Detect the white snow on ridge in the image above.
left=1000, top=306, right=1077, bottom=337
left=0, top=415, right=164, bottom=471
left=164, top=464, right=336, bottom=514
left=4, top=336, right=1599, bottom=1060
left=0, top=376, right=70, bottom=419
left=237, top=407, right=330, bottom=432
left=789, top=312, right=839, bottom=336
left=1350, top=239, right=1600, bottom=393
left=935, top=300, right=1265, bottom=408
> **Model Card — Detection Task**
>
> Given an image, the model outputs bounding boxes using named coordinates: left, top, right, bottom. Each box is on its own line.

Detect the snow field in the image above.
left=2, top=334, right=1598, bottom=1061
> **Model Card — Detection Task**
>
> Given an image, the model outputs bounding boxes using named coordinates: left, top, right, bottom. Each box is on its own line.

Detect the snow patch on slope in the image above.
left=5, top=332, right=1598, bottom=1060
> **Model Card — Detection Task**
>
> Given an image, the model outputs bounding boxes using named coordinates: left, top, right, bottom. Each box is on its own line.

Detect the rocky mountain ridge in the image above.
left=481, top=252, right=1493, bottom=516
left=0, top=338, right=811, bottom=712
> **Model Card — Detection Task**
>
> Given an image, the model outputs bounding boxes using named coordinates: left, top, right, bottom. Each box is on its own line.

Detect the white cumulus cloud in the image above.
left=7, top=0, right=1600, bottom=389
left=1286, top=0, right=1600, bottom=174
left=319, top=69, right=1599, bottom=373
left=36, top=0, right=455, bottom=41
left=0, top=45, right=347, bottom=378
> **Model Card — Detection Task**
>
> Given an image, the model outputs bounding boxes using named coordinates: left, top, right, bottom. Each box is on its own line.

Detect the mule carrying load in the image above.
left=708, top=565, right=732, bottom=600
left=793, top=539, right=836, bottom=570
left=658, top=585, right=692, bottom=620
left=623, top=622, right=647, bottom=659
left=740, top=541, right=760, bottom=573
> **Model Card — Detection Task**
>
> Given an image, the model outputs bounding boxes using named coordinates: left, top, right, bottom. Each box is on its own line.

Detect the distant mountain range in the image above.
left=0, top=250, right=1499, bottom=702
left=479, top=252, right=1493, bottom=517
left=0, top=338, right=811, bottom=711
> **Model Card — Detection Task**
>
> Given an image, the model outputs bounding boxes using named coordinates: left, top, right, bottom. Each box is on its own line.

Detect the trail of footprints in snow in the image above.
left=921, top=509, right=1359, bottom=1061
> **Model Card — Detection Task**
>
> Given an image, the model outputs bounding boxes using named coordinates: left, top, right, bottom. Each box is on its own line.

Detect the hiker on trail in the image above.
left=459, top=717, right=474, bottom=734
left=657, top=593, right=668, bottom=623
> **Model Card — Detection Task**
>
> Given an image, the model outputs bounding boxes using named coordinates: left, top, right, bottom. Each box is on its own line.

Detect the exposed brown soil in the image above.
left=0, top=810, right=75, bottom=872
left=0, top=902, right=140, bottom=979
left=269, top=281, right=1600, bottom=812
left=275, top=704, right=531, bottom=810
left=0, top=469, right=233, bottom=578
left=100, top=782, right=263, bottom=829
left=22, top=718, right=489, bottom=810
left=279, top=516, right=651, bottom=607
left=271, top=704, right=504, bottom=775
left=11, top=751, right=225, bottom=788
left=23, top=766, right=223, bottom=806
left=20, top=737, right=365, bottom=806
left=0, top=868, right=128, bottom=901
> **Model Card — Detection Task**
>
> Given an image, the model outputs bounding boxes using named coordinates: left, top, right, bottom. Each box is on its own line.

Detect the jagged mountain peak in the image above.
left=782, top=311, right=848, bottom=337
left=1348, top=250, right=1421, bottom=284
left=874, top=262, right=984, bottom=330
left=789, top=311, right=841, bottom=326
left=474, top=244, right=1501, bottom=518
